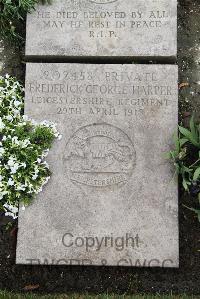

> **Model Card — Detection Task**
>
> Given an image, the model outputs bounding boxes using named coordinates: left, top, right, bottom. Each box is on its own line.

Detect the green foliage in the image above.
left=0, top=75, right=60, bottom=219
left=0, top=0, right=51, bottom=43
left=168, top=116, right=200, bottom=221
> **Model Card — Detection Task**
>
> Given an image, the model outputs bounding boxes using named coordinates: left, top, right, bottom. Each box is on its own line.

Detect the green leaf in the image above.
left=179, top=126, right=200, bottom=147
left=193, top=167, right=200, bottom=181
left=198, top=193, right=200, bottom=204
left=179, top=126, right=191, bottom=139
left=190, top=116, right=198, bottom=140
left=182, top=166, right=192, bottom=173
left=171, top=150, right=179, bottom=160
left=198, top=124, right=200, bottom=143
left=182, top=178, right=189, bottom=191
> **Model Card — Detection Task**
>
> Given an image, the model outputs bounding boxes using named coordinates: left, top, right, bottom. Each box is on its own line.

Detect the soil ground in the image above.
left=0, top=0, right=200, bottom=296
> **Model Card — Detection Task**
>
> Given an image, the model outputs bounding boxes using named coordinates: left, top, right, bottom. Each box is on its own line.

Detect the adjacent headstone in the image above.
left=16, top=63, right=179, bottom=267
left=25, top=0, right=177, bottom=60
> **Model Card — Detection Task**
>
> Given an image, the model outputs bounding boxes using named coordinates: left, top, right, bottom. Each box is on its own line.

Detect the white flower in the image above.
left=41, top=149, right=49, bottom=158
left=0, top=191, right=8, bottom=200
left=0, top=75, right=62, bottom=220
left=14, top=100, right=21, bottom=107
left=32, top=174, right=38, bottom=180
left=13, top=109, right=20, bottom=116
left=43, top=176, right=50, bottom=185
left=21, top=162, right=26, bottom=168
left=3, top=203, right=18, bottom=219
left=16, top=184, right=26, bottom=191
left=5, top=211, right=16, bottom=218
left=42, top=161, right=49, bottom=169
left=10, top=163, right=20, bottom=174
left=7, top=157, right=16, bottom=167
left=0, top=118, right=5, bottom=130
left=21, top=206, right=26, bottom=211
left=12, top=136, right=19, bottom=145
left=21, top=139, right=30, bottom=148
left=0, top=147, right=5, bottom=157
left=36, top=187, right=43, bottom=194
left=8, top=178, right=14, bottom=186
left=41, top=120, right=50, bottom=127
left=23, top=115, right=29, bottom=121
left=6, top=115, right=13, bottom=121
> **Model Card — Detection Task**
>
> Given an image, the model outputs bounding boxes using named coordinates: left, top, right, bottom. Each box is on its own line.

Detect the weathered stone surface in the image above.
left=16, top=63, right=178, bottom=267
left=25, top=0, right=177, bottom=60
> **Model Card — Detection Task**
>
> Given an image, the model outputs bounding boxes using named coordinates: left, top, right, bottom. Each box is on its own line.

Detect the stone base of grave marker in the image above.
left=25, top=0, right=177, bottom=61
left=16, top=63, right=179, bottom=267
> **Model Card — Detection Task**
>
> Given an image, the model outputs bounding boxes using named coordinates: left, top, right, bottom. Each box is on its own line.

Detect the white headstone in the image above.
left=16, top=63, right=179, bottom=267
left=26, top=0, right=177, bottom=61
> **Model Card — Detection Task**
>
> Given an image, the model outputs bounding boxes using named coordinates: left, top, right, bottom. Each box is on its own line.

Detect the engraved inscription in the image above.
left=64, top=123, right=136, bottom=187
left=27, top=69, right=172, bottom=120
left=35, top=5, right=172, bottom=40
left=26, top=0, right=177, bottom=58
